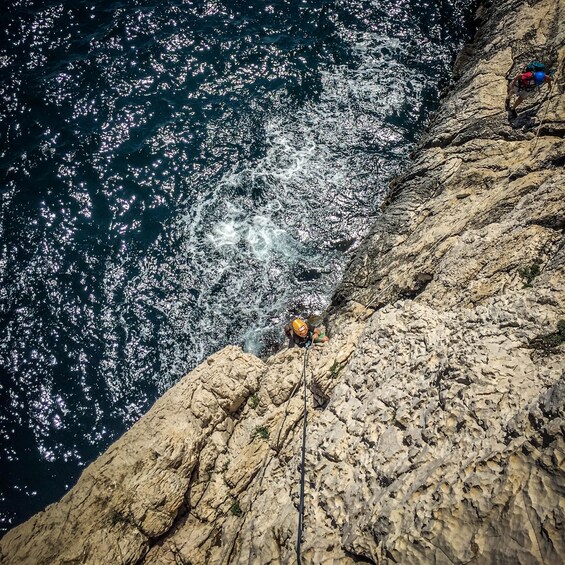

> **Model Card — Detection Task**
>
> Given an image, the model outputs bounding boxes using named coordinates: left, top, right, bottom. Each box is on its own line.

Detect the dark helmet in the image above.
left=534, top=71, right=546, bottom=85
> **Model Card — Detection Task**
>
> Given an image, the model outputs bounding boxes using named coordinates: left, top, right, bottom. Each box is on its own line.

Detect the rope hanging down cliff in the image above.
left=296, top=344, right=310, bottom=565
left=220, top=345, right=311, bottom=565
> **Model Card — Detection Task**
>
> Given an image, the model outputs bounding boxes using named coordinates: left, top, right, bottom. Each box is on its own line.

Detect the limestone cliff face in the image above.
left=1, top=0, right=564, bottom=563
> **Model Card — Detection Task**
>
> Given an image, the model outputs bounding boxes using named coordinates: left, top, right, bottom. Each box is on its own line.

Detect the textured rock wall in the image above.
left=329, top=0, right=565, bottom=315
left=1, top=0, right=564, bottom=563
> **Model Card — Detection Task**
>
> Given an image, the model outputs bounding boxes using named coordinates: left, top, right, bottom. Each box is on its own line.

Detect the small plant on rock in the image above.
left=253, top=426, right=270, bottom=440
left=518, top=261, right=541, bottom=287
left=248, top=394, right=260, bottom=409
left=530, top=320, right=565, bottom=351
left=229, top=500, right=243, bottom=517
left=108, top=508, right=128, bottom=526
left=329, top=359, right=342, bottom=379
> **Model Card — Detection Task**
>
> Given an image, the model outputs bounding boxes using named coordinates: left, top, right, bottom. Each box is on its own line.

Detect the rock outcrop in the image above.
left=1, top=0, right=564, bottom=563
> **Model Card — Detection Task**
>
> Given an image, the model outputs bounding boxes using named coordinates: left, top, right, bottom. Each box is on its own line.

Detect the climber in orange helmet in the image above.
left=284, top=317, right=329, bottom=348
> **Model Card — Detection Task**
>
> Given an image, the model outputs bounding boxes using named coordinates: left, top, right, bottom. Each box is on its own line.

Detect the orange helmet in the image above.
left=291, top=318, right=308, bottom=338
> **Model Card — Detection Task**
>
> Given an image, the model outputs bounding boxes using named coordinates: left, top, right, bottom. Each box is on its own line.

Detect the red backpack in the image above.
left=519, top=72, right=537, bottom=90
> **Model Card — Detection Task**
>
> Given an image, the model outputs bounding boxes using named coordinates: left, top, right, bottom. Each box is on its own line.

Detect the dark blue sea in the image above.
left=0, top=0, right=475, bottom=533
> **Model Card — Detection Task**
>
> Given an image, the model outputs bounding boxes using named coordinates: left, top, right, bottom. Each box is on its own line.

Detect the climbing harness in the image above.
left=296, top=344, right=310, bottom=564
left=518, top=72, right=537, bottom=91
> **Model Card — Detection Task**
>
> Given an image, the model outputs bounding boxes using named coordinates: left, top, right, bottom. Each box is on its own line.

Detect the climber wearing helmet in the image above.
left=506, top=67, right=552, bottom=119
left=284, top=317, right=329, bottom=348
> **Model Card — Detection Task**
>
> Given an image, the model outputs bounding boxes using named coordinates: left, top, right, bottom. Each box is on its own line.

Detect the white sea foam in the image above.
left=111, top=5, right=466, bottom=390
left=208, top=220, right=241, bottom=247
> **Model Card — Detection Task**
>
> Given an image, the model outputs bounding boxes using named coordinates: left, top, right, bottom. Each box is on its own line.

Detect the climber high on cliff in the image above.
left=284, top=317, right=329, bottom=348
left=505, top=62, right=552, bottom=119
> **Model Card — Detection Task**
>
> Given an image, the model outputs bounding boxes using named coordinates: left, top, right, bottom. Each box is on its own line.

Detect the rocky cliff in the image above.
left=1, top=0, right=564, bottom=563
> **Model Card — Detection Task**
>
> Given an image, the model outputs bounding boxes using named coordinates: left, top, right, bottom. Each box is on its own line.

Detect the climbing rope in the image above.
left=296, top=344, right=310, bottom=564
left=220, top=344, right=311, bottom=565
left=532, top=91, right=552, bottom=151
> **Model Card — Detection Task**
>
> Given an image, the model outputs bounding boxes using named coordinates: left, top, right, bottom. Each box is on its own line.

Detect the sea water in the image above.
left=0, top=0, right=475, bottom=532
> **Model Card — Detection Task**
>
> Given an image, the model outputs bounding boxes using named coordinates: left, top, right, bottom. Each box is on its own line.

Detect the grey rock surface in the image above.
left=1, top=0, right=564, bottom=563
